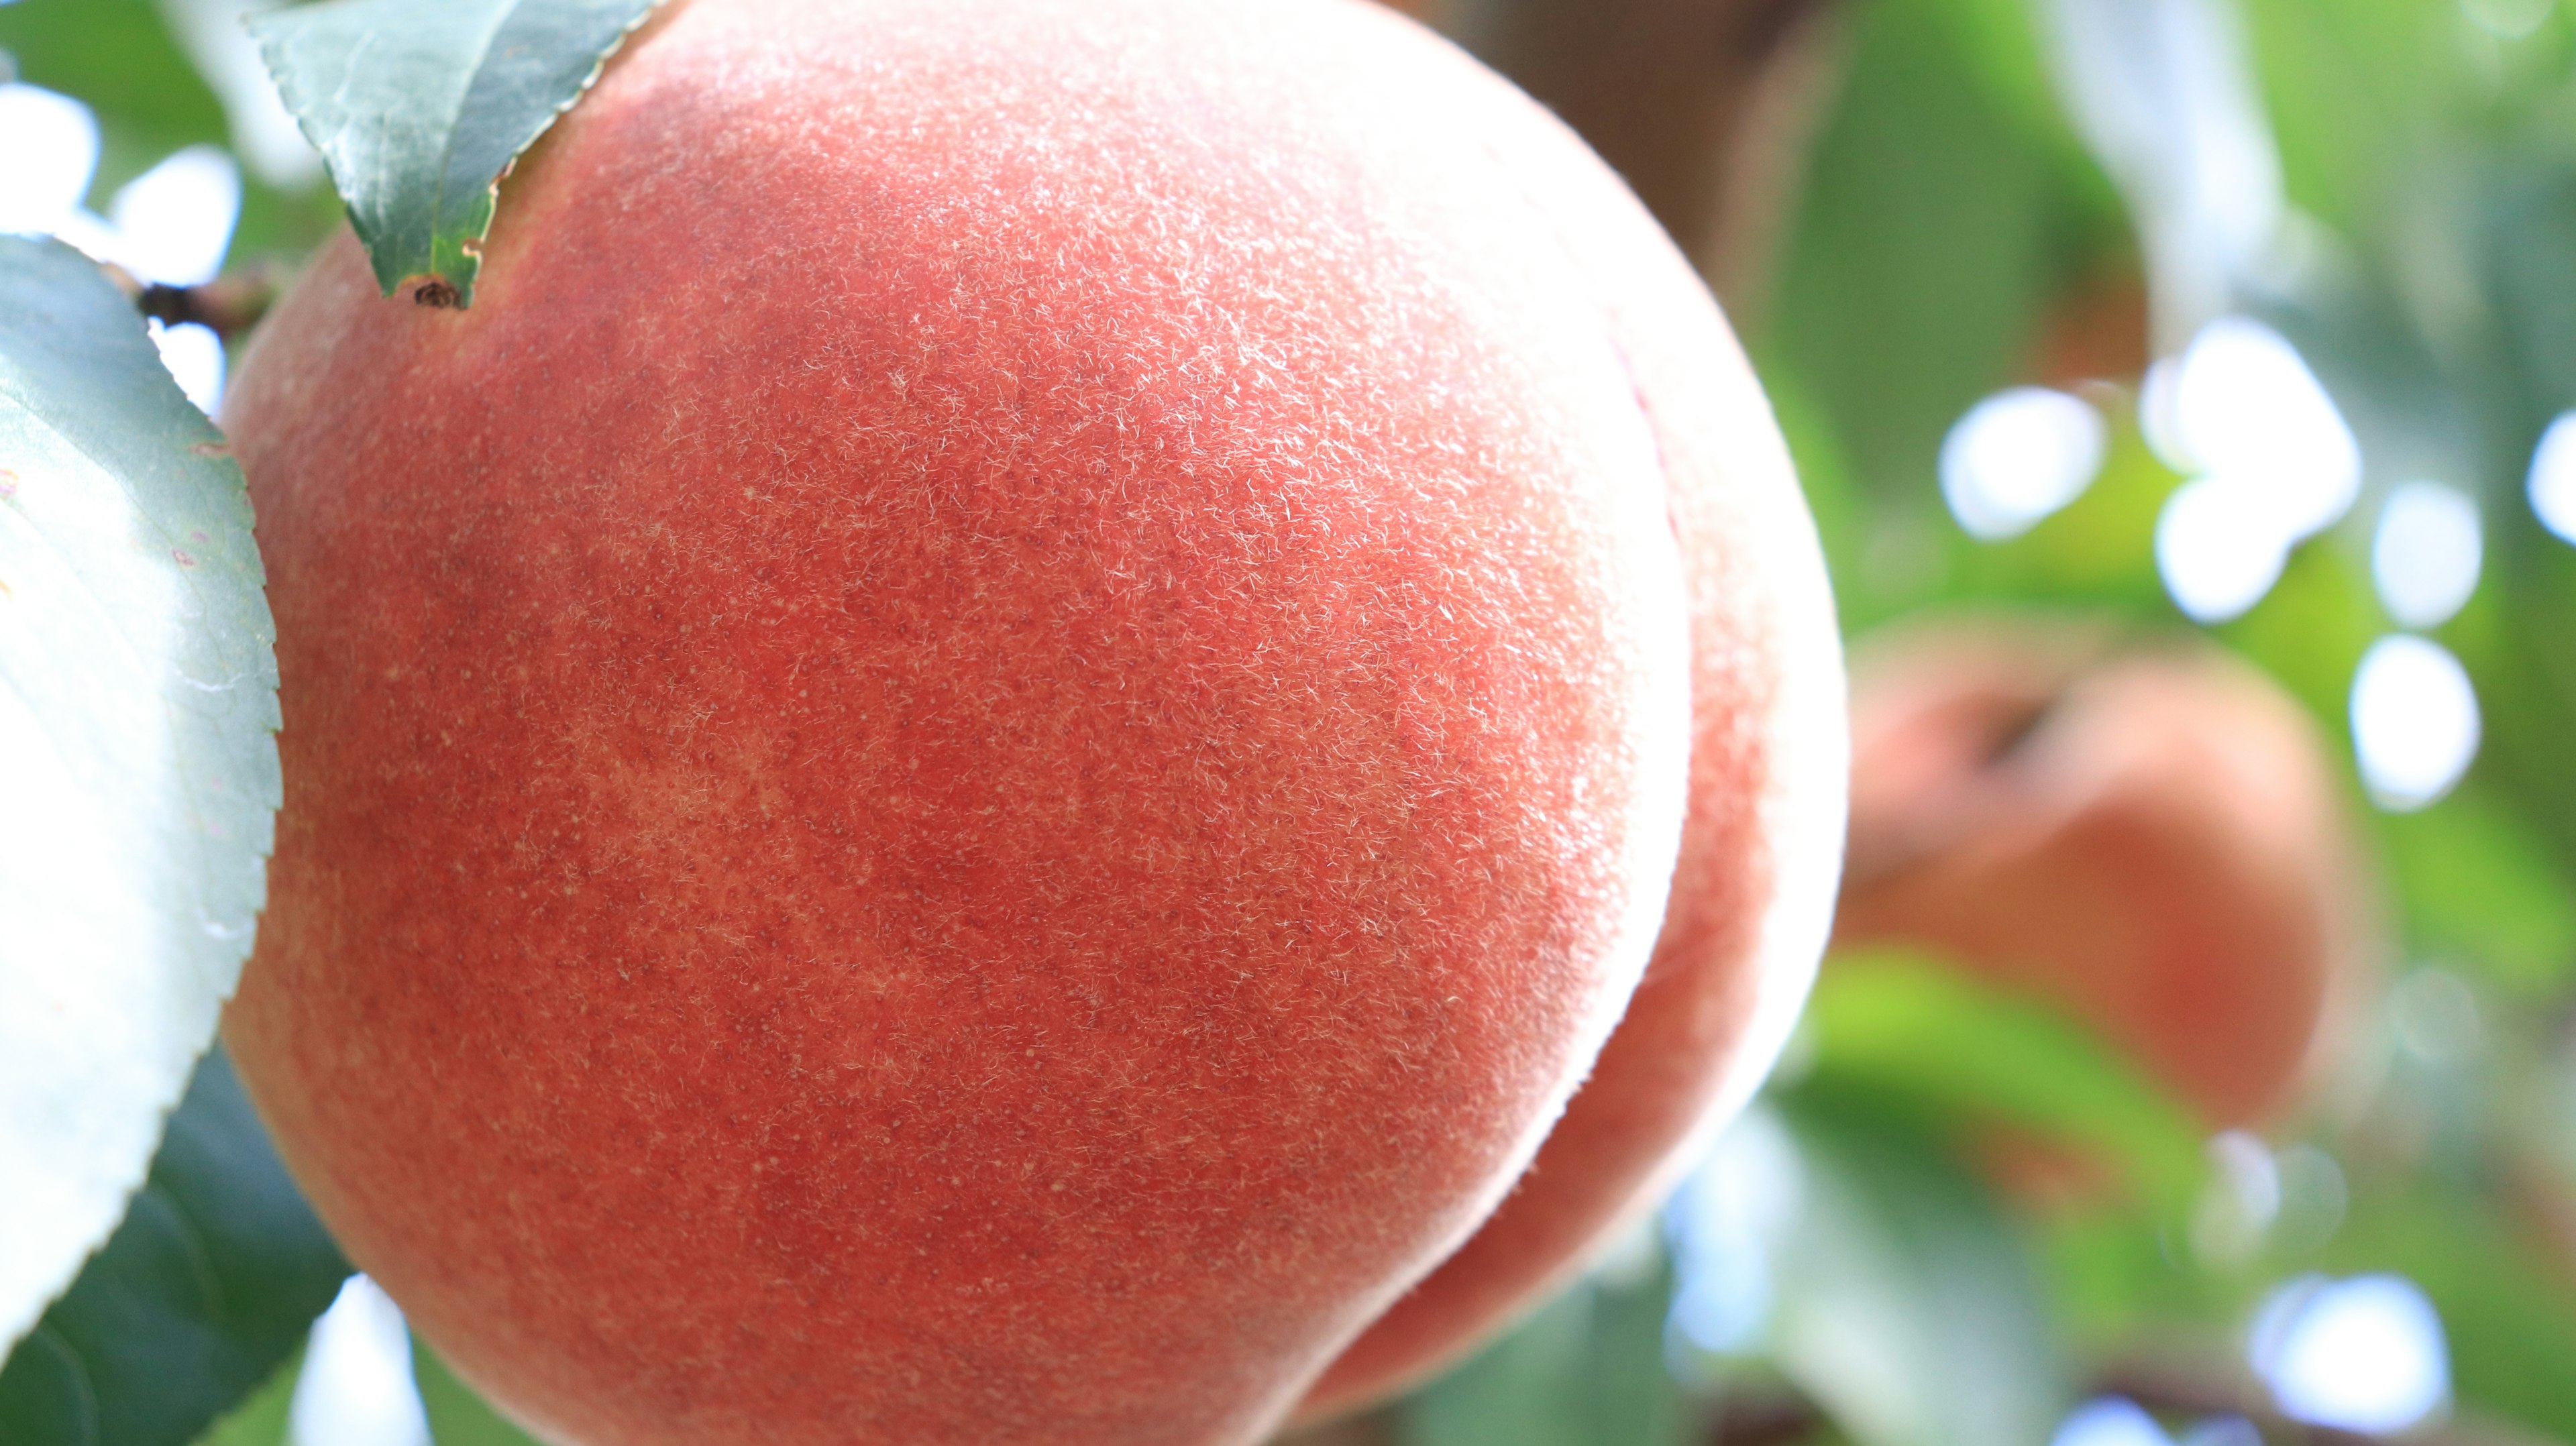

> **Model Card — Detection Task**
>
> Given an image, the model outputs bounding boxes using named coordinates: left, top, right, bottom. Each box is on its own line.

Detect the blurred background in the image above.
left=9, top=0, right=2576, bottom=1441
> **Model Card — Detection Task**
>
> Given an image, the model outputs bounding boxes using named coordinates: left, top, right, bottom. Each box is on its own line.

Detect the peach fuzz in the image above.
left=1295, top=30, right=1845, bottom=1412
left=219, top=2, right=1843, bottom=1445
left=1835, top=616, right=2370, bottom=1131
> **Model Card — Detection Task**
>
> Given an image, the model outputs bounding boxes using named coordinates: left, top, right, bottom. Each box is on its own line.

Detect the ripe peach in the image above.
left=218, top=2, right=1841, bottom=1445
left=1294, top=65, right=1845, bottom=1415
left=1834, top=616, right=2370, bottom=1130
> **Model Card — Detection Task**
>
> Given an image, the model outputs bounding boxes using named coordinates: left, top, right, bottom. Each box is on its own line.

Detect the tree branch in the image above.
left=136, top=263, right=291, bottom=343
left=95, top=258, right=291, bottom=344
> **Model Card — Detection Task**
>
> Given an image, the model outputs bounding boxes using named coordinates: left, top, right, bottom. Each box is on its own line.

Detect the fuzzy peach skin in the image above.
left=219, top=1, right=1841, bottom=1443
left=1835, top=617, right=2371, bottom=1130
left=1292, top=31, right=1846, bottom=1417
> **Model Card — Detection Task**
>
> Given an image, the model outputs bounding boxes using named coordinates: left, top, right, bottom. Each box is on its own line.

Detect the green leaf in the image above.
left=0, top=1049, right=349, bottom=1446
left=188, top=1351, right=297, bottom=1446
left=1763, top=1087, right=2072, bottom=1446
left=1765, top=0, right=2108, bottom=516
left=189, top=1351, right=297, bottom=1446
left=2239, top=0, right=2475, bottom=236
left=1803, top=952, right=2212, bottom=1218
left=1401, top=1241, right=1687, bottom=1446
left=0, top=235, right=280, bottom=1357
left=2039, top=1208, right=2224, bottom=1350
left=416, top=1342, right=547, bottom=1446
left=1889, top=0, right=2069, bottom=145
left=2378, top=789, right=2576, bottom=994
left=250, top=0, right=663, bottom=307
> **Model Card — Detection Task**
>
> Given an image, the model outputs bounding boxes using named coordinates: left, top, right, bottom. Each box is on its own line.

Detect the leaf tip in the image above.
left=409, top=278, right=466, bottom=311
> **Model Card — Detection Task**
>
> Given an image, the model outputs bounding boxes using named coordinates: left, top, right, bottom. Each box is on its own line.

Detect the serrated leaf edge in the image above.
left=0, top=237, right=280, bottom=1362
left=246, top=0, right=669, bottom=309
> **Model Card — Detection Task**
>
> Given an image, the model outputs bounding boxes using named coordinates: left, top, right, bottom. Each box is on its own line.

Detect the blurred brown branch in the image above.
left=1267, top=1357, right=2555, bottom=1445
left=1704, top=1389, right=1824, bottom=1444
left=2098, top=1359, right=2561, bottom=1446
left=1686, top=1359, right=2563, bottom=1446
left=98, top=258, right=291, bottom=344
left=1272, top=1408, right=1401, bottom=1446
left=1464, top=0, right=1852, bottom=317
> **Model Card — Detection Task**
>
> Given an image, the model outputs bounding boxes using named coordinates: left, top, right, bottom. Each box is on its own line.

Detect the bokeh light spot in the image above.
left=2390, top=967, right=2484, bottom=1067
left=2250, top=1274, right=2450, bottom=1433
left=2350, top=635, right=2479, bottom=811
left=290, top=1276, right=431, bottom=1446
left=2461, top=0, right=2555, bottom=39
left=1941, top=386, right=2107, bottom=541
left=2051, top=1396, right=2173, bottom=1446
left=2166, top=317, right=2361, bottom=539
left=2527, top=411, right=2576, bottom=545
left=108, top=145, right=241, bottom=288
left=2145, top=319, right=2367, bottom=623
left=1664, top=1108, right=1803, bottom=1355
left=2271, top=1145, right=2349, bottom=1255
left=2371, top=482, right=2480, bottom=629
left=148, top=320, right=225, bottom=416
left=2191, top=1130, right=2280, bottom=1266
left=2155, top=476, right=2289, bottom=622
left=0, top=85, right=101, bottom=237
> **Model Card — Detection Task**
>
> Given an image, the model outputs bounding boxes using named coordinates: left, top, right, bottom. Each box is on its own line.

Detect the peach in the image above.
left=1294, top=50, right=1845, bottom=1414
left=1835, top=616, right=2370, bottom=1130
left=219, top=1, right=1840, bottom=1444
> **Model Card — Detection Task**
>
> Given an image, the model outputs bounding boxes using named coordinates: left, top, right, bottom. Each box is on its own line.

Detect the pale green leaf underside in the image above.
left=1769, top=1100, right=2071, bottom=1446
left=0, top=236, right=280, bottom=1359
left=250, top=0, right=664, bottom=308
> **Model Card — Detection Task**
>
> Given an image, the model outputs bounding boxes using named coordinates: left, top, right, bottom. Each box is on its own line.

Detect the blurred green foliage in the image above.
left=0, top=0, right=339, bottom=267
left=1403, top=1251, right=1688, bottom=1446
left=1433, top=0, right=2576, bottom=1435
left=193, top=1361, right=296, bottom=1446
left=0, top=0, right=225, bottom=197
